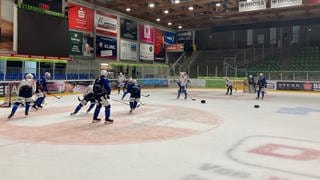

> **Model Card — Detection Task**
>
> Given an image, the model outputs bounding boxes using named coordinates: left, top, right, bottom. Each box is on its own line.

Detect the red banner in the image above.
left=305, top=0, right=320, bottom=4
left=166, top=43, right=184, bottom=51
left=95, top=11, right=117, bottom=37
left=68, top=3, right=94, bottom=32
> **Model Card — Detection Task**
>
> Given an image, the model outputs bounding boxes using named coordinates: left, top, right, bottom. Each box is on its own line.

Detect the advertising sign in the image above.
left=68, top=3, right=94, bottom=32
left=120, top=18, right=137, bottom=40
left=23, top=0, right=63, bottom=13
left=271, top=0, right=302, bottom=8
left=96, top=35, right=117, bottom=59
left=313, top=82, right=320, bottom=92
left=120, top=39, right=137, bottom=60
left=165, top=31, right=176, bottom=44
left=166, top=43, right=184, bottom=51
left=83, top=33, right=94, bottom=56
left=154, top=29, right=165, bottom=61
left=140, top=43, right=154, bottom=61
left=95, top=11, right=117, bottom=37
left=140, top=24, right=154, bottom=44
left=305, top=0, right=320, bottom=4
left=68, top=30, right=83, bottom=56
left=177, top=31, right=192, bottom=42
left=0, top=0, right=14, bottom=51
left=277, top=81, right=313, bottom=91
left=239, top=0, right=266, bottom=12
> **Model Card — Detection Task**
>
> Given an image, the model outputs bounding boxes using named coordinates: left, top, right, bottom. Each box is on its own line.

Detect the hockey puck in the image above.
left=254, top=105, right=260, bottom=108
left=201, top=100, right=206, bottom=104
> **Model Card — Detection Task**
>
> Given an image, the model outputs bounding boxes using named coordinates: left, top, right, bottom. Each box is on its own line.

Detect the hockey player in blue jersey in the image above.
left=32, top=72, right=51, bottom=110
left=70, top=84, right=95, bottom=115
left=8, top=73, right=35, bottom=119
left=92, top=70, right=113, bottom=124
left=129, top=80, right=141, bottom=113
left=121, top=78, right=134, bottom=100
left=256, top=73, right=267, bottom=100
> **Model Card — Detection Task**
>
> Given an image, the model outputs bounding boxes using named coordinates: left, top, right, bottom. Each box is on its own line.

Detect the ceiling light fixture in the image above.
left=174, top=0, right=180, bottom=4
left=178, top=26, right=182, bottom=29
left=126, top=7, right=131, bottom=12
left=149, top=3, right=155, bottom=8
left=188, top=6, right=194, bottom=11
left=216, top=3, right=221, bottom=7
left=164, top=10, right=169, bottom=14
left=156, top=18, right=160, bottom=22
left=168, top=22, right=172, bottom=26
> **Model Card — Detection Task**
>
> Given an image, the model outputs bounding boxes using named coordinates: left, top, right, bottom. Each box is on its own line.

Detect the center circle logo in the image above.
left=0, top=104, right=221, bottom=145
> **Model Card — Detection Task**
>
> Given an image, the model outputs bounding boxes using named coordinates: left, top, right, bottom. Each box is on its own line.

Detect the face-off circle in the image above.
left=0, top=104, right=221, bottom=145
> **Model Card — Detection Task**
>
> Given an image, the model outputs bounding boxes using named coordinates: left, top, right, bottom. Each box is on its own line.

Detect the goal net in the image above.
left=0, top=81, right=19, bottom=108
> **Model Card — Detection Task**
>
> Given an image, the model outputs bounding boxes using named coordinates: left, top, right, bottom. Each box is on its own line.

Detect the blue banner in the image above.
left=96, top=35, right=117, bottom=59
left=165, top=32, right=176, bottom=45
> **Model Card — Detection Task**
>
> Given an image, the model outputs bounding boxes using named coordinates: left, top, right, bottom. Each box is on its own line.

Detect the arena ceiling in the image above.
left=83, top=0, right=320, bottom=30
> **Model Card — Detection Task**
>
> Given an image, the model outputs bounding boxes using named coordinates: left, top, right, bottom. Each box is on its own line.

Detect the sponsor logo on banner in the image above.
left=271, top=0, right=302, bottom=8
left=166, top=43, right=184, bottom=51
left=95, top=11, right=117, bottom=37
left=228, top=136, right=320, bottom=178
left=239, top=0, right=266, bottom=12
left=313, top=82, right=320, bottom=91
left=140, top=43, right=154, bottom=61
left=96, top=35, right=117, bottom=59
left=140, top=24, right=154, bottom=44
left=165, top=32, right=176, bottom=44
left=68, top=30, right=83, bottom=56
left=120, top=39, right=137, bottom=60
left=68, top=3, right=94, bottom=32
left=154, top=29, right=165, bottom=61
left=177, top=31, right=192, bottom=42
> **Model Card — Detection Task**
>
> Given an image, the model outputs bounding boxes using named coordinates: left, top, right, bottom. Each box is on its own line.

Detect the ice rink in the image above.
left=0, top=89, right=319, bottom=180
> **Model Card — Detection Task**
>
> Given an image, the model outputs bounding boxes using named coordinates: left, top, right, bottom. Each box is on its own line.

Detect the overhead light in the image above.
left=168, top=22, right=172, bottom=26
left=164, top=10, right=169, bottom=14
left=188, top=6, right=194, bottom=11
left=149, top=3, right=155, bottom=8
left=178, top=26, right=182, bottom=29
left=126, top=7, right=131, bottom=12
left=174, top=0, right=180, bottom=4
left=216, top=3, right=221, bottom=7
left=156, top=18, right=160, bottom=22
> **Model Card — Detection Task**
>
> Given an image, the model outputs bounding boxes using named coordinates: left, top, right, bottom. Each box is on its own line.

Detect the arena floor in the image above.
left=0, top=89, right=319, bottom=180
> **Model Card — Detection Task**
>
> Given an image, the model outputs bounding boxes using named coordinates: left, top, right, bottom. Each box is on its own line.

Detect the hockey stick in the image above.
left=110, top=98, right=129, bottom=105
left=47, top=93, right=62, bottom=99
left=187, top=93, right=196, bottom=101
left=142, top=93, right=150, bottom=97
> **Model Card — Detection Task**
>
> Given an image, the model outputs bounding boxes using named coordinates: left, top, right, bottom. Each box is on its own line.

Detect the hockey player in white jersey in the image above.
left=70, top=84, right=96, bottom=115
left=177, top=72, right=188, bottom=99
left=8, top=73, right=35, bottom=119
left=117, top=72, right=126, bottom=95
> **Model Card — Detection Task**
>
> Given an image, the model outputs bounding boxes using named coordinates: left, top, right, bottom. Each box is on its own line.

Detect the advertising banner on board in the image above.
left=305, top=0, right=320, bottom=4
left=82, top=32, right=94, bottom=57
left=96, top=35, right=117, bottom=59
left=68, top=30, right=83, bottom=56
left=68, top=3, right=94, bottom=32
left=120, top=18, right=137, bottom=40
left=177, top=31, right=192, bottom=43
left=120, top=39, right=137, bottom=60
left=165, top=31, right=176, bottom=45
left=95, top=10, right=117, bottom=37
left=154, top=29, right=165, bottom=61
left=277, top=81, right=313, bottom=91
left=139, top=24, right=154, bottom=44
left=140, top=43, right=154, bottom=61
left=239, top=0, right=266, bottom=12
left=271, top=0, right=302, bottom=8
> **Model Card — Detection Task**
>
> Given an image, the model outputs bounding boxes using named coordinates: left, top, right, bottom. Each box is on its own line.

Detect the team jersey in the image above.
left=18, top=79, right=35, bottom=98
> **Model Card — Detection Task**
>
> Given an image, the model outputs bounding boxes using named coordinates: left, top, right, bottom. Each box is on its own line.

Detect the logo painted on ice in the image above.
left=228, top=135, right=320, bottom=178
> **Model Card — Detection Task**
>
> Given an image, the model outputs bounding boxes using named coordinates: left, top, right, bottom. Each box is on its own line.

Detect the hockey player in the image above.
left=117, top=72, right=126, bottom=95
left=32, top=72, right=51, bottom=110
left=121, top=78, right=134, bottom=100
left=225, top=78, right=233, bottom=95
left=248, top=75, right=256, bottom=94
left=92, top=70, right=113, bottom=124
left=256, top=73, right=267, bottom=100
left=177, top=72, right=188, bottom=99
left=70, top=84, right=95, bottom=115
left=129, top=79, right=141, bottom=113
left=8, top=73, right=35, bottom=119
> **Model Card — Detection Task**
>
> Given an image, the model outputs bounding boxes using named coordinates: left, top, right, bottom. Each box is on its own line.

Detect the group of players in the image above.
left=7, top=72, right=51, bottom=119
left=224, top=73, right=267, bottom=99
left=69, top=70, right=142, bottom=124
